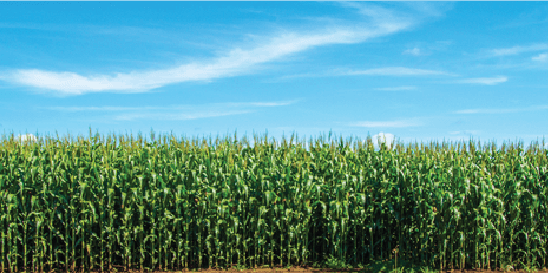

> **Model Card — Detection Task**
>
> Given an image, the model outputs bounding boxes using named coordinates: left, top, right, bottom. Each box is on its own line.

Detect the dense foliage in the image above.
left=1, top=130, right=547, bottom=272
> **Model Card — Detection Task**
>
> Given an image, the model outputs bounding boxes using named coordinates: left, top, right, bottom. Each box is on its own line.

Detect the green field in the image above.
left=1, top=130, right=547, bottom=273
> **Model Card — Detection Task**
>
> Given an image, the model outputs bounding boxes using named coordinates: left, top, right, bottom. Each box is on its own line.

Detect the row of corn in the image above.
left=0, top=130, right=547, bottom=272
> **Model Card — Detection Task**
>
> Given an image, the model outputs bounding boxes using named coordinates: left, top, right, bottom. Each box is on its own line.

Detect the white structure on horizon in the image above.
left=370, top=132, right=395, bottom=150
left=17, top=133, right=39, bottom=143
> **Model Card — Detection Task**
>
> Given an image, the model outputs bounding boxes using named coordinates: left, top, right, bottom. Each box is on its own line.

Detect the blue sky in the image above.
left=1, top=2, right=547, bottom=150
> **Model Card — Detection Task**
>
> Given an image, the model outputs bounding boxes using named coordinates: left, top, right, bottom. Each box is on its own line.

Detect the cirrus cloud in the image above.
left=0, top=2, right=454, bottom=96
left=532, top=53, right=548, bottom=62
left=455, top=76, right=507, bottom=85
left=402, top=47, right=422, bottom=56
left=345, top=67, right=451, bottom=76
left=348, top=119, right=422, bottom=128
left=490, top=43, right=548, bottom=57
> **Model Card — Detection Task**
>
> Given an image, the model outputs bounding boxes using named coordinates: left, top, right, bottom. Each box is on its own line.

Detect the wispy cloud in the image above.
left=400, top=2, right=455, bottom=18
left=3, top=27, right=371, bottom=96
left=271, top=66, right=450, bottom=82
left=490, top=43, right=548, bottom=57
left=0, top=22, right=70, bottom=32
left=0, top=2, right=454, bottom=96
left=374, top=86, right=417, bottom=91
left=401, top=41, right=452, bottom=57
left=0, top=22, right=193, bottom=46
left=449, top=130, right=480, bottom=135
left=47, top=100, right=300, bottom=121
left=46, top=106, right=159, bottom=111
left=532, top=53, right=548, bottom=62
left=239, top=8, right=265, bottom=14
left=340, top=2, right=453, bottom=27
left=114, top=109, right=254, bottom=121
left=348, top=119, right=422, bottom=128
left=455, top=76, right=507, bottom=85
left=344, top=67, right=451, bottom=76
left=338, top=2, right=415, bottom=30
left=2, top=28, right=402, bottom=95
left=402, top=47, right=421, bottom=56
left=453, top=104, right=548, bottom=115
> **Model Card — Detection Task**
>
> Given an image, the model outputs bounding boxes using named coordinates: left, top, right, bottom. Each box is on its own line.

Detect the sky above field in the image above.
left=1, top=2, right=547, bottom=150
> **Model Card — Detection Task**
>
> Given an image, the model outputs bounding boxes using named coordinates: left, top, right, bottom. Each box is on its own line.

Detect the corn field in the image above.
left=1, top=130, right=547, bottom=272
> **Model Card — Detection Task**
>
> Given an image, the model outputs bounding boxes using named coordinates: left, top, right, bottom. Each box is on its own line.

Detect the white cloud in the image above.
left=273, top=67, right=449, bottom=81
left=453, top=108, right=515, bottom=114
left=400, top=2, right=455, bottom=18
left=532, top=53, right=548, bottom=62
left=349, top=119, right=421, bottom=128
left=403, top=47, right=421, bottom=56
left=401, top=40, right=454, bottom=57
left=374, top=86, right=417, bottom=91
left=453, top=105, right=548, bottom=115
left=244, top=101, right=297, bottom=107
left=48, top=100, right=300, bottom=121
left=1, top=2, right=454, bottom=96
left=5, top=28, right=398, bottom=95
left=449, top=130, right=480, bottom=135
left=47, top=106, right=158, bottom=111
left=456, top=76, right=507, bottom=85
left=490, top=43, right=548, bottom=57
left=48, top=100, right=298, bottom=111
left=114, top=109, right=253, bottom=121
left=340, top=2, right=453, bottom=27
left=338, top=2, right=415, bottom=30
left=47, top=100, right=298, bottom=112
left=345, top=67, right=450, bottom=76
